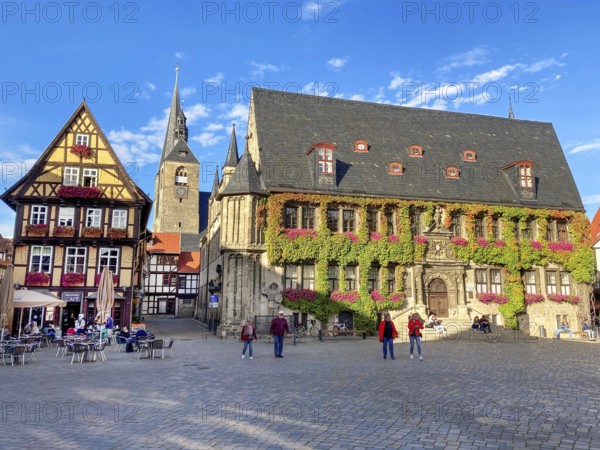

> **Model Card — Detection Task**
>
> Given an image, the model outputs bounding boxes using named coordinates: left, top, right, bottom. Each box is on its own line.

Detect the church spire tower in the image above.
left=153, top=66, right=200, bottom=234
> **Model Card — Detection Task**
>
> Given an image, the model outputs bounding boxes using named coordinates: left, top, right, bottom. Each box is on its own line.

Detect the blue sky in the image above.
left=0, top=0, right=599, bottom=236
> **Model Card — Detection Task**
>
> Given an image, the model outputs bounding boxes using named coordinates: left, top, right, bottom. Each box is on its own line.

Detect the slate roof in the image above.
left=251, top=88, right=584, bottom=211
left=224, top=125, right=239, bottom=168
left=164, top=139, right=199, bottom=165
left=181, top=233, right=201, bottom=252
left=220, top=140, right=264, bottom=197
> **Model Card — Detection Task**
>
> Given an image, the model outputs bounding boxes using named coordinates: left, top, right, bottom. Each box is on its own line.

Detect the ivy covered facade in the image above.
left=199, top=88, right=594, bottom=336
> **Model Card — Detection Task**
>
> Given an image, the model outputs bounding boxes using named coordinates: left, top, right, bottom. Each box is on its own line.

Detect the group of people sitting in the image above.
left=471, top=316, right=492, bottom=334
left=554, top=319, right=596, bottom=340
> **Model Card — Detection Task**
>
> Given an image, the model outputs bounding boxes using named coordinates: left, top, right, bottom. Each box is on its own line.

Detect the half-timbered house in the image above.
left=1, top=101, right=152, bottom=332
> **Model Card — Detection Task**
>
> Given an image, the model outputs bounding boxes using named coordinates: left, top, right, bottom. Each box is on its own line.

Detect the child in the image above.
left=240, top=319, right=258, bottom=359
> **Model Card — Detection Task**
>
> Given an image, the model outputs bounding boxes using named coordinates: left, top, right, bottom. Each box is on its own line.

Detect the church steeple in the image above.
left=508, top=99, right=514, bottom=120
left=224, top=124, right=239, bottom=169
left=160, top=66, right=188, bottom=163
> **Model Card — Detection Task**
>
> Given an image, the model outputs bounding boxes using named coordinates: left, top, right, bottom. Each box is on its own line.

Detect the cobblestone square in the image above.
left=1, top=319, right=599, bottom=450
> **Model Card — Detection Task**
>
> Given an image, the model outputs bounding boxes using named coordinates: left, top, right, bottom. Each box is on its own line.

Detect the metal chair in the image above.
left=151, top=339, right=164, bottom=359
left=136, top=340, right=150, bottom=359
left=24, top=343, right=37, bottom=362
left=70, top=343, right=87, bottom=364
left=164, top=338, right=175, bottom=358
left=94, top=341, right=107, bottom=362
left=8, top=345, right=26, bottom=366
left=114, top=335, right=127, bottom=352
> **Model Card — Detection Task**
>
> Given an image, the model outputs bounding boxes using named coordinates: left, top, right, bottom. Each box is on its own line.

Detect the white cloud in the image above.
left=349, top=94, right=365, bottom=101
left=175, top=51, right=186, bottom=60
left=180, top=86, right=197, bottom=98
left=205, top=72, right=225, bottom=84
left=303, top=82, right=337, bottom=97
left=388, top=73, right=412, bottom=90
left=146, top=82, right=156, bottom=91
left=250, top=61, right=286, bottom=78
left=205, top=123, right=224, bottom=131
left=302, top=1, right=347, bottom=20
left=523, top=58, right=565, bottom=73
left=221, top=104, right=249, bottom=123
left=568, top=138, right=600, bottom=155
left=183, top=103, right=210, bottom=124
left=327, top=57, right=347, bottom=71
left=190, top=132, right=225, bottom=148
left=472, top=64, right=520, bottom=84
left=582, top=194, right=600, bottom=207
left=439, top=47, right=490, bottom=71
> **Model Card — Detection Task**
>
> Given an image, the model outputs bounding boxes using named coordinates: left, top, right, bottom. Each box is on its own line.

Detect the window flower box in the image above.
left=94, top=273, right=119, bottom=286
left=387, top=234, right=399, bottom=243
left=282, top=288, right=317, bottom=302
left=283, top=228, right=317, bottom=239
left=82, top=226, right=103, bottom=238
left=57, top=185, right=102, bottom=199
left=531, top=241, right=543, bottom=251
left=343, top=232, right=359, bottom=243
left=70, top=145, right=92, bottom=158
left=524, top=293, right=545, bottom=305
left=414, top=235, right=428, bottom=244
left=476, top=238, right=489, bottom=248
left=370, top=232, right=382, bottom=241
left=61, top=272, right=86, bottom=287
left=25, top=223, right=49, bottom=236
left=450, top=237, right=468, bottom=247
left=476, top=292, right=509, bottom=305
left=107, top=227, right=128, bottom=239
left=53, top=226, right=75, bottom=237
left=370, top=290, right=405, bottom=303
left=330, top=290, right=360, bottom=303
left=547, top=293, right=580, bottom=304
left=548, top=242, right=574, bottom=252
left=25, top=271, right=50, bottom=286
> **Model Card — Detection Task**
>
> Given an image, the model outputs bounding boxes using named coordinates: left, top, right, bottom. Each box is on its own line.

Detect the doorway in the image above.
left=428, top=278, right=448, bottom=317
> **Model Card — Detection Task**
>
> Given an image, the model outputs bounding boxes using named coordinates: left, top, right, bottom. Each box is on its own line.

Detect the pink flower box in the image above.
left=476, top=292, right=509, bottom=305
left=450, top=237, right=468, bottom=247
left=282, top=288, right=317, bottom=302
left=370, top=232, right=382, bottom=241
left=414, top=236, right=428, bottom=244
left=548, top=242, right=573, bottom=252
left=330, top=290, right=360, bottom=303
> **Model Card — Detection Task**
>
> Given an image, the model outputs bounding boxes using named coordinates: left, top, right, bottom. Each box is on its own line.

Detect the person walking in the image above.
left=408, top=312, right=424, bottom=360
left=270, top=311, right=290, bottom=358
left=378, top=312, right=398, bottom=359
left=241, top=319, right=258, bottom=359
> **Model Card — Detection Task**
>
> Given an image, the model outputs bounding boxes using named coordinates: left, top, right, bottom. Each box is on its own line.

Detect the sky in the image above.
left=0, top=0, right=599, bottom=237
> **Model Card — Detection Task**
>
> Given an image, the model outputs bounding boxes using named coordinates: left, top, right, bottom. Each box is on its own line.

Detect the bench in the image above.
left=320, top=329, right=367, bottom=340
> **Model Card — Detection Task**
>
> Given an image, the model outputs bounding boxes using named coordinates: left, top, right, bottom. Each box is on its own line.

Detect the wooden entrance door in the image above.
left=428, top=278, right=448, bottom=317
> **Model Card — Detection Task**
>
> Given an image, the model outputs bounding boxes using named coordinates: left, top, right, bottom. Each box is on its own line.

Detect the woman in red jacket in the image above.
left=240, top=319, right=258, bottom=359
left=408, top=313, right=424, bottom=360
left=378, top=313, right=398, bottom=360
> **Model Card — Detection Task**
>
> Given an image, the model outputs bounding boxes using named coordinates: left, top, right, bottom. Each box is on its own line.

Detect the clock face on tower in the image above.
left=175, top=186, right=188, bottom=199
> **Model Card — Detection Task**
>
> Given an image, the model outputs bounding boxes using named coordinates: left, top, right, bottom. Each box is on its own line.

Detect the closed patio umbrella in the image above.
left=0, top=266, right=14, bottom=340
left=95, top=267, right=115, bottom=330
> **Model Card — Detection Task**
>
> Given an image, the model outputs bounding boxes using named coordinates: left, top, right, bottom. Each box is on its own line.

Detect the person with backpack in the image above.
left=240, top=319, right=258, bottom=359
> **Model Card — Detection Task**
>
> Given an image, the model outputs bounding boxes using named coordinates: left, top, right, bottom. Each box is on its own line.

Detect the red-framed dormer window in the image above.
left=312, top=142, right=336, bottom=174
left=408, top=144, right=423, bottom=157
left=519, top=161, right=534, bottom=188
left=463, top=150, right=476, bottom=162
left=388, top=162, right=403, bottom=175
left=445, top=166, right=460, bottom=179
left=354, top=139, right=369, bottom=153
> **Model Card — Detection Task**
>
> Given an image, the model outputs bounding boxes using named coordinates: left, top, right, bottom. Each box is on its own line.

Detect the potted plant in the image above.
left=25, top=223, right=49, bottom=236
left=107, top=227, right=127, bottom=239
left=25, top=271, right=50, bottom=286
left=70, top=145, right=92, bottom=158
left=53, top=225, right=75, bottom=237
left=61, top=272, right=86, bottom=287
left=57, top=185, right=102, bottom=199
left=82, top=226, right=103, bottom=238
left=95, top=273, right=119, bottom=285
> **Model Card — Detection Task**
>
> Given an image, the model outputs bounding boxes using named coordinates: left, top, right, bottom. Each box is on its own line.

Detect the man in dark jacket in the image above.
left=269, top=311, right=290, bottom=358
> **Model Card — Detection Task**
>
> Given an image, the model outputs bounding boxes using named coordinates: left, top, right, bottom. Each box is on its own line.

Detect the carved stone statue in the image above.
left=261, top=282, right=283, bottom=309
left=433, top=205, right=443, bottom=231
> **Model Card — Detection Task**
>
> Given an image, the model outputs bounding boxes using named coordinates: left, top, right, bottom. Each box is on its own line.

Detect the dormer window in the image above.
left=463, top=150, right=476, bottom=162
left=76, top=134, right=89, bottom=146
left=354, top=139, right=369, bottom=153
left=388, top=162, right=403, bottom=175
left=519, top=162, right=534, bottom=188
left=317, top=147, right=334, bottom=174
left=408, top=144, right=423, bottom=157
left=445, top=166, right=460, bottom=179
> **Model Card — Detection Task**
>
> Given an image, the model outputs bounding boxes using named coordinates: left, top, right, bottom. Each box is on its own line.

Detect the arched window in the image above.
left=175, top=166, right=188, bottom=186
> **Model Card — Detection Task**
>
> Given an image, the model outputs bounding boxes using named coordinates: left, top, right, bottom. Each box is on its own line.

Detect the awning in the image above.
left=85, top=291, right=125, bottom=301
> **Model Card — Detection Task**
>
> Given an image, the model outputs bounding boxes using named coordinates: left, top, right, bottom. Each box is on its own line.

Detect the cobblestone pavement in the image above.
left=2, top=319, right=600, bottom=450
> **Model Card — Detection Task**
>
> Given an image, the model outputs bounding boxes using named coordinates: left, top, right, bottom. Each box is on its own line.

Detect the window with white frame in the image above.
left=302, top=207, right=315, bottom=229
left=475, top=268, right=502, bottom=294
left=76, top=134, right=89, bottom=146
left=546, top=271, right=557, bottom=294
left=302, top=265, right=315, bottom=290
left=284, top=206, right=298, bottom=229
left=345, top=266, right=357, bottom=290
left=366, top=209, right=378, bottom=233
left=328, top=265, right=339, bottom=291
left=86, top=208, right=102, bottom=227
left=317, top=148, right=334, bottom=174
left=560, top=272, right=571, bottom=295
left=82, top=168, right=98, bottom=187
left=65, top=247, right=87, bottom=273
left=112, top=210, right=127, bottom=229
left=368, top=266, right=380, bottom=292
left=284, top=264, right=298, bottom=289
left=30, top=246, right=52, bottom=272
left=30, top=205, right=47, bottom=225
left=524, top=270, right=538, bottom=294
left=63, top=167, right=80, bottom=186
left=342, top=210, right=356, bottom=233
left=98, top=248, right=120, bottom=273
left=58, top=207, right=75, bottom=227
